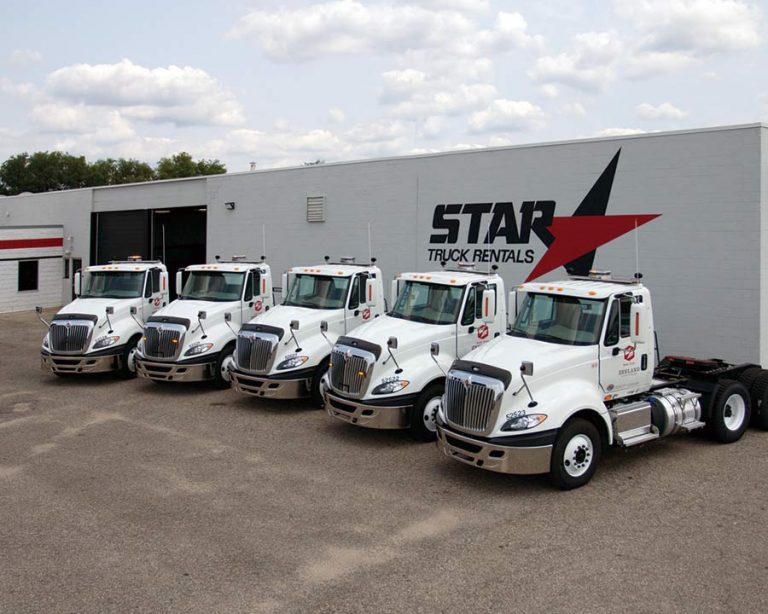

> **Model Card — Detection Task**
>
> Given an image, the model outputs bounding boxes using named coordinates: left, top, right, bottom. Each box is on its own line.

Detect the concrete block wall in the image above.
left=0, top=258, right=62, bottom=313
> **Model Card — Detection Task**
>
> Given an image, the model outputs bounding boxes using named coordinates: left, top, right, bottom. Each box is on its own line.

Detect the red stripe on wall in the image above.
left=0, top=237, right=64, bottom=250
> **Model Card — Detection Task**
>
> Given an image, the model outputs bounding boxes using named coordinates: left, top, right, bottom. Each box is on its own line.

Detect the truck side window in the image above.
left=620, top=296, right=633, bottom=338
left=358, top=273, right=368, bottom=305
left=461, top=287, right=477, bottom=326
left=144, top=272, right=152, bottom=298
left=348, top=275, right=360, bottom=310
left=151, top=268, right=160, bottom=294
left=243, top=271, right=259, bottom=301
left=604, top=300, right=619, bottom=346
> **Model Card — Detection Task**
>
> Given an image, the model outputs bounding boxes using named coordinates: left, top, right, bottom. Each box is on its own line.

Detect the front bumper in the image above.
left=41, top=351, right=119, bottom=375
left=324, top=390, right=413, bottom=429
left=436, top=424, right=553, bottom=475
left=230, top=369, right=310, bottom=399
left=135, top=356, right=214, bottom=382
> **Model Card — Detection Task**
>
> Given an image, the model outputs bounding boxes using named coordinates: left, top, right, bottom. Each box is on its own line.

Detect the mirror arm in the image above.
left=35, top=307, right=50, bottom=328
left=519, top=371, right=537, bottom=408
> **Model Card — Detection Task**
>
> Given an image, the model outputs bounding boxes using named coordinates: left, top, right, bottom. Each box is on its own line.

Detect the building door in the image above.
left=151, top=207, right=207, bottom=299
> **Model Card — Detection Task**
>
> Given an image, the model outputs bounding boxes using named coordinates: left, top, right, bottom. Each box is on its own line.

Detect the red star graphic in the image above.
left=525, top=214, right=660, bottom=282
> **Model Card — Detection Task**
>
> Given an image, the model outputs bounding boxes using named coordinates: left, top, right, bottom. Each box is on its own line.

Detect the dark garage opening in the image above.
left=91, top=206, right=206, bottom=298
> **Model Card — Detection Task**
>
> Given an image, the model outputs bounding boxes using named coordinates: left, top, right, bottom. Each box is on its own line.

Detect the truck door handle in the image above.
left=248, top=302, right=254, bottom=307
left=612, top=347, right=621, bottom=356
left=468, top=326, right=475, bottom=333
left=148, top=298, right=153, bottom=304
left=354, top=310, right=360, bottom=316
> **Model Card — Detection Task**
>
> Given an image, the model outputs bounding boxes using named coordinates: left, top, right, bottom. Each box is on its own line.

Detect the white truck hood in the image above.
left=152, top=299, right=237, bottom=322
left=249, top=305, right=340, bottom=333
left=57, top=297, right=142, bottom=320
left=342, top=315, right=453, bottom=355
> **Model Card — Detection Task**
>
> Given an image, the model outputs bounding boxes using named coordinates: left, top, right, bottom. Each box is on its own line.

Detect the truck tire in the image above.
left=738, top=367, right=762, bottom=393
left=213, top=344, right=236, bottom=389
left=749, top=372, right=768, bottom=430
left=410, top=383, right=443, bottom=442
left=117, top=336, right=140, bottom=379
left=310, top=358, right=330, bottom=408
left=708, top=379, right=750, bottom=443
left=549, top=418, right=601, bottom=490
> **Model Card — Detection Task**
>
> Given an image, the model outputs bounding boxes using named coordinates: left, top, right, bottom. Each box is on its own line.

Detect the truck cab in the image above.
left=39, top=257, right=169, bottom=377
left=229, top=257, right=384, bottom=405
left=324, top=263, right=507, bottom=440
left=436, top=272, right=758, bottom=489
left=134, top=258, right=274, bottom=387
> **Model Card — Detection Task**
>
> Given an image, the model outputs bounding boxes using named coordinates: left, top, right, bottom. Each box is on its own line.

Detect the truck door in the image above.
left=142, top=268, right=164, bottom=320
left=346, top=272, right=371, bottom=330
left=599, top=293, right=643, bottom=399
left=456, top=283, right=497, bottom=357
left=242, top=270, right=262, bottom=323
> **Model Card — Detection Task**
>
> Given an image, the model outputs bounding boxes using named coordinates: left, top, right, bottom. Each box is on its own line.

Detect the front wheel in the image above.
left=549, top=418, right=601, bottom=490
left=213, top=345, right=236, bottom=389
left=117, top=337, right=140, bottom=379
left=409, top=384, right=443, bottom=442
left=709, top=379, right=750, bottom=443
left=310, top=358, right=330, bottom=408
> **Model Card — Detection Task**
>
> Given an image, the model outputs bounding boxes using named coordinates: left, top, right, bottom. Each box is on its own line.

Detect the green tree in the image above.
left=155, top=152, right=226, bottom=180
left=0, top=151, right=89, bottom=195
left=86, top=158, right=155, bottom=186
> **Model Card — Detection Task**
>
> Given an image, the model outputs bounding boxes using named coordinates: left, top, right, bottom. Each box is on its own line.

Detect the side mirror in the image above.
left=320, top=320, right=328, bottom=332
left=390, top=279, right=399, bottom=309
left=365, top=278, right=377, bottom=307
left=481, top=289, right=495, bottom=323
left=290, top=320, right=299, bottom=331
left=197, top=311, right=207, bottom=320
left=430, top=342, right=439, bottom=357
left=521, top=361, right=534, bottom=377
left=224, top=312, right=232, bottom=322
left=630, top=302, right=646, bottom=344
left=175, top=270, right=183, bottom=296
left=281, top=272, right=288, bottom=295
left=130, top=306, right=138, bottom=315
left=160, top=272, right=168, bottom=294
left=387, top=336, right=398, bottom=350
left=106, top=306, right=114, bottom=315
left=73, top=271, right=81, bottom=296
left=35, top=306, right=42, bottom=314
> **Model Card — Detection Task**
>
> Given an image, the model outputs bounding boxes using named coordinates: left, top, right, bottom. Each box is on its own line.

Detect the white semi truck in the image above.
left=135, top=258, right=274, bottom=388
left=39, top=257, right=169, bottom=377
left=436, top=271, right=767, bottom=489
left=324, top=263, right=507, bottom=440
left=229, top=257, right=385, bottom=406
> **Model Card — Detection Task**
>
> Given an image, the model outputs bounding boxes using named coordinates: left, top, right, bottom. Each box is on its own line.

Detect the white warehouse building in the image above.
left=1, top=123, right=767, bottom=365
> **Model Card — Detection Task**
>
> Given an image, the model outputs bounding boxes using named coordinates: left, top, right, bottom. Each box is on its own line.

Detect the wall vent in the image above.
left=306, top=196, right=326, bottom=222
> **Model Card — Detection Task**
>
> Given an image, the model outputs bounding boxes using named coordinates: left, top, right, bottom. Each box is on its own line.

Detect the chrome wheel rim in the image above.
left=221, top=355, right=235, bottom=382
left=127, top=347, right=137, bottom=373
left=422, top=397, right=441, bottom=433
left=723, top=393, right=746, bottom=431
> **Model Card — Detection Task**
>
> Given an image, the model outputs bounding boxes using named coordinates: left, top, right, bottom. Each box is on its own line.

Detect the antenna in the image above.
left=634, top=219, right=640, bottom=281
left=262, top=225, right=267, bottom=261
left=485, top=213, right=492, bottom=273
left=367, top=222, right=372, bottom=264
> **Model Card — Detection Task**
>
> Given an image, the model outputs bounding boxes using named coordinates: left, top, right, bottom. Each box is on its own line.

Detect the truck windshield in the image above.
left=390, top=281, right=463, bottom=325
left=180, top=271, right=244, bottom=302
left=509, top=293, right=606, bottom=346
left=81, top=271, right=145, bottom=299
left=284, top=274, right=350, bottom=309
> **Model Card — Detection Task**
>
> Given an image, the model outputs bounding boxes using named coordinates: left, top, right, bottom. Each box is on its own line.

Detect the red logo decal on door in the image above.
left=254, top=299, right=263, bottom=312
left=362, top=307, right=371, bottom=320
left=623, top=345, right=635, bottom=361
left=153, top=297, right=161, bottom=307
left=477, top=324, right=489, bottom=340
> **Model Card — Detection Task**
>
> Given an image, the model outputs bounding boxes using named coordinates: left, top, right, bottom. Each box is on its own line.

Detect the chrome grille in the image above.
left=143, top=323, right=185, bottom=360
left=235, top=332, right=278, bottom=373
left=49, top=321, right=93, bottom=353
left=444, top=370, right=504, bottom=434
left=329, top=345, right=375, bottom=398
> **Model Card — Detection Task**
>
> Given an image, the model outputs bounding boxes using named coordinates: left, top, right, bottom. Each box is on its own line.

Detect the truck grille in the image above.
left=49, top=321, right=93, bottom=353
left=143, top=323, right=185, bottom=360
left=235, top=332, right=278, bottom=373
left=329, top=345, right=375, bottom=398
left=444, top=371, right=504, bottom=434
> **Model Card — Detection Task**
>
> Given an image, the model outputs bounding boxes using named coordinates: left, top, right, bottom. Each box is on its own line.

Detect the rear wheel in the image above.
left=550, top=418, right=601, bottom=490
left=749, top=372, right=768, bottom=431
left=409, top=384, right=443, bottom=442
left=738, top=366, right=762, bottom=393
left=213, top=344, right=236, bottom=389
left=708, top=379, right=750, bottom=443
left=310, top=358, right=330, bottom=408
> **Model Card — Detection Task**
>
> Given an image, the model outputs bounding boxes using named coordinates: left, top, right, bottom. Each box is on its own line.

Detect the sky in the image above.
left=1, top=0, right=766, bottom=173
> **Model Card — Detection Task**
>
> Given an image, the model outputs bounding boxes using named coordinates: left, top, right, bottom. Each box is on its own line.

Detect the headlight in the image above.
left=276, top=355, right=309, bottom=370
left=372, top=377, right=409, bottom=395
left=501, top=413, right=547, bottom=431
left=42, top=335, right=49, bottom=349
left=93, top=335, right=120, bottom=349
left=184, top=342, right=214, bottom=356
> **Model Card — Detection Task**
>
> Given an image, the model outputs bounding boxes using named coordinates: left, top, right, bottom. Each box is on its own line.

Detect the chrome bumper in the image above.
left=324, top=390, right=411, bottom=429
left=230, top=369, right=310, bottom=399
left=41, top=352, right=118, bottom=375
left=135, top=357, right=213, bottom=382
left=436, top=425, right=552, bottom=475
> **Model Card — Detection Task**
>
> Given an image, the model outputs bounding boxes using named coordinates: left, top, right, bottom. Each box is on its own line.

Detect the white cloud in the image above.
left=540, top=84, right=559, bottom=99
left=635, top=102, right=688, bottom=119
left=468, top=99, right=545, bottom=132
left=10, top=49, right=43, bottom=66
left=328, top=108, right=346, bottom=124
left=45, top=59, right=244, bottom=126
left=561, top=101, right=587, bottom=117
left=228, top=2, right=542, bottom=61
left=615, top=0, right=762, bottom=55
left=596, top=128, right=646, bottom=137
left=29, top=104, right=136, bottom=143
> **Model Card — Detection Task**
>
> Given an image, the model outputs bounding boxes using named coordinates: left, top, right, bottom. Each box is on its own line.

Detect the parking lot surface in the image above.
left=1, top=309, right=767, bottom=613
